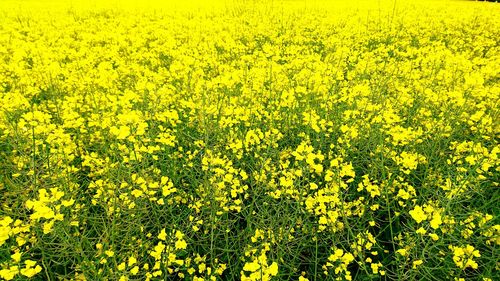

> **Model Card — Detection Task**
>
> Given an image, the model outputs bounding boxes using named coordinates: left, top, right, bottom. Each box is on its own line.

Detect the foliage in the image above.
left=0, top=0, right=499, bottom=280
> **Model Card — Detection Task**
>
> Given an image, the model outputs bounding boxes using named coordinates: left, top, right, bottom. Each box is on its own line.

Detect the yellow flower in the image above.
left=267, top=262, right=278, bottom=276
left=409, top=205, right=427, bottom=224
left=175, top=239, right=187, bottom=250
left=371, top=262, right=382, bottom=274
left=11, top=252, right=22, bottom=262
left=110, top=125, right=130, bottom=140
left=130, top=266, right=139, bottom=275
left=449, top=244, right=480, bottom=270
left=128, top=256, right=137, bottom=266
left=416, top=227, right=427, bottom=235
left=61, top=199, right=75, bottom=207
left=150, top=242, right=165, bottom=260
left=243, top=261, right=260, bottom=272
left=429, top=233, right=439, bottom=241
left=0, top=217, right=13, bottom=227
left=20, top=260, right=42, bottom=278
left=158, top=228, right=167, bottom=241
left=396, top=249, right=408, bottom=256
left=0, top=266, right=19, bottom=280
left=0, top=226, right=11, bottom=246
left=430, top=212, right=442, bottom=229
left=412, top=260, right=423, bottom=269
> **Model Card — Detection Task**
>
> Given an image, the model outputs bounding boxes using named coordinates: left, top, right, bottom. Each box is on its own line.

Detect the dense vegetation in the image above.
left=0, top=0, right=499, bottom=280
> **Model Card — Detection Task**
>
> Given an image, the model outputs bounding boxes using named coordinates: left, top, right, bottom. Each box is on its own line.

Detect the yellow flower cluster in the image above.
left=323, top=248, right=355, bottom=280
left=449, top=244, right=481, bottom=270
left=0, top=0, right=498, bottom=280
left=241, top=229, right=279, bottom=281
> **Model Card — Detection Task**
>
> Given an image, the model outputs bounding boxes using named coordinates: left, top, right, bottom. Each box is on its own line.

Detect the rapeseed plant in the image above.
left=0, top=0, right=499, bottom=280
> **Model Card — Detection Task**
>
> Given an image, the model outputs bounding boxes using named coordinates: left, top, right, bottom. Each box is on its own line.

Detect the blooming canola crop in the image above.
left=0, top=0, right=499, bottom=280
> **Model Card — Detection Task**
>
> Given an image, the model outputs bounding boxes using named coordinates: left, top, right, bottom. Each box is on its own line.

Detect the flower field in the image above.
left=0, top=0, right=499, bottom=280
